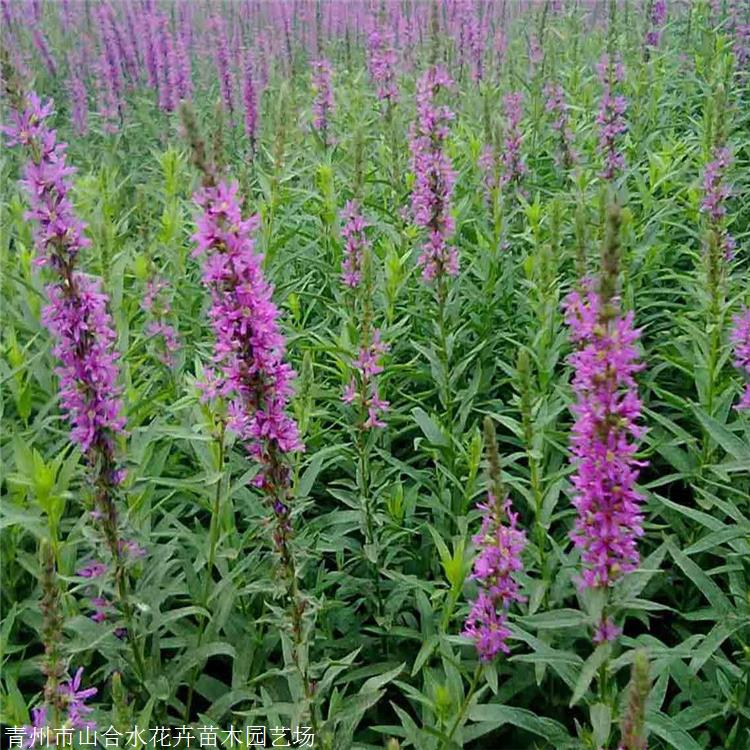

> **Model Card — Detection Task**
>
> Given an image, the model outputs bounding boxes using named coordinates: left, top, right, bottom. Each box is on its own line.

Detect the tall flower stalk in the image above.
left=563, top=204, right=647, bottom=641
left=182, top=107, right=315, bottom=727
left=340, top=198, right=389, bottom=619
left=409, top=65, right=457, bottom=414
left=596, top=53, right=628, bottom=181
left=462, top=418, right=527, bottom=662
left=311, top=58, right=334, bottom=146
left=730, top=308, right=750, bottom=411
left=2, top=86, right=144, bottom=680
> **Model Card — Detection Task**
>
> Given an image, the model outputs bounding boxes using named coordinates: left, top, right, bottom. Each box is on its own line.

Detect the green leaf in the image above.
left=693, top=407, right=750, bottom=460
left=412, top=407, right=449, bottom=447
left=467, top=704, right=571, bottom=745
left=570, top=644, right=611, bottom=707
left=647, top=711, right=703, bottom=750
left=665, top=538, right=731, bottom=614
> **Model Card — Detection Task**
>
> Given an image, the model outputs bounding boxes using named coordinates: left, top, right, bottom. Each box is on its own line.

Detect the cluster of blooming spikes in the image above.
left=645, top=0, right=667, bottom=48
left=730, top=308, right=750, bottom=410
left=340, top=200, right=369, bottom=288
left=463, top=493, right=527, bottom=661
left=409, top=65, right=458, bottom=282
left=2, top=93, right=126, bottom=460
left=192, top=180, right=302, bottom=487
left=701, top=146, right=736, bottom=259
left=563, top=279, right=647, bottom=599
left=142, top=277, right=180, bottom=367
left=311, top=58, right=334, bottom=142
left=343, top=330, right=390, bottom=430
left=544, top=82, right=576, bottom=170
left=24, top=668, right=97, bottom=741
left=501, top=91, right=527, bottom=188
left=595, top=54, right=628, bottom=181
left=367, top=28, right=399, bottom=104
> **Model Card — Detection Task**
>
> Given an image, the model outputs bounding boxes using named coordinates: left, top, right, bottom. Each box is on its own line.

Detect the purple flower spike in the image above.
left=192, top=180, right=303, bottom=490
left=701, top=146, right=735, bottom=259
left=409, top=65, right=458, bottom=282
left=367, top=28, right=399, bottom=104
left=563, top=279, right=647, bottom=593
left=731, top=308, right=750, bottom=410
left=311, top=58, right=334, bottom=143
left=463, top=493, right=527, bottom=662
left=501, top=92, right=527, bottom=188
left=596, top=54, right=628, bottom=181
left=340, top=200, right=369, bottom=288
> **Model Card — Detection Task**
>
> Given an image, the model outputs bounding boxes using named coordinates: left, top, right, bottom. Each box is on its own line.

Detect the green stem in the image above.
left=442, top=664, right=483, bottom=749
left=184, top=421, right=226, bottom=721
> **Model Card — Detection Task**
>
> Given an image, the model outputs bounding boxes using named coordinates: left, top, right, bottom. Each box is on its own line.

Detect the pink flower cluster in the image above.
left=343, top=330, right=389, bottom=430
left=463, top=493, right=527, bottom=661
left=563, top=280, right=646, bottom=593
left=730, top=308, right=750, bottom=410
left=409, top=65, right=458, bottom=282
left=544, top=82, right=576, bottom=170
left=192, top=180, right=302, bottom=487
left=3, top=94, right=126, bottom=461
left=501, top=91, right=527, bottom=188
left=367, top=28, right=399, bottom=104
left=311, top=58, right=334, bottom=142
left=701, top=146, right=736, bottom=259
left=596, top=54, right=628, bottom=181
left=645, top=0, right=667, bottom=48
left=340, top=200, right=369, bottom=288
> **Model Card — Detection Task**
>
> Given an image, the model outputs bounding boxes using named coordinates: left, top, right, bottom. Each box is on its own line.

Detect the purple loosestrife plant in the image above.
left=367, top=27, right=399, bottom=105
left=183, top=106, right=317, bottom=723
left=3, top=89, right=144, bottom=675
left=311, top=58, right=334, bottom=145
left=701, top=146, right=736, bottom=260
left=645, top=0, right=667, bottom=49
left=191, top=180, right=303, bottom=486
left=409, top=65, right=458, bottom=283
left=212, top=14, right=234, bottom=118
left=340, top=199, right=368, bottom=288
left=730, top=308, right=750, bottom=410
left=544, top=82, right=576, bottom=171
left=563, top=205, right=647, bottom=640
left=501, top=91, right=527, bottom=191
left=463, top=418, right=527, bottom=662
left=596, top=53, right=628, bottom=181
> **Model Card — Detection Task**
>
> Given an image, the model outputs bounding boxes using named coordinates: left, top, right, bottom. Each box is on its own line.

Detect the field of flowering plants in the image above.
left=1, top=0, right=750, bottom=748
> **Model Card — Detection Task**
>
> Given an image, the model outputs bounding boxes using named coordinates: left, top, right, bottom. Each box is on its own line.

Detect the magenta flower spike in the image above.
left=501, top=91, right=527, bottom=189
left=563, top=277, right=646, bottom=593
left=409, top=65, right=458, bottom=282
left=544, top=82, right=576, bottom=170
left=701, top=146, right=735, bottom=259
left=596, top=53, right=628, bottom=181
left=191, top=180, right=302, bottom=489
left=367, top=27, right=399, bottom=104
left=731, top=308, right=750, bottom=410
left=645, top=0, right=667, bottom=49
left=311, top=58, right=334, bottom=144
left=463, top=419, right=527, bottom=662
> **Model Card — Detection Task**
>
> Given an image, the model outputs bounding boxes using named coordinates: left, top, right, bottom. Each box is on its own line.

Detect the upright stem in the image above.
left=184, top=420, right=226, bottom=720
left=442, top=664, right=483, bottom=749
